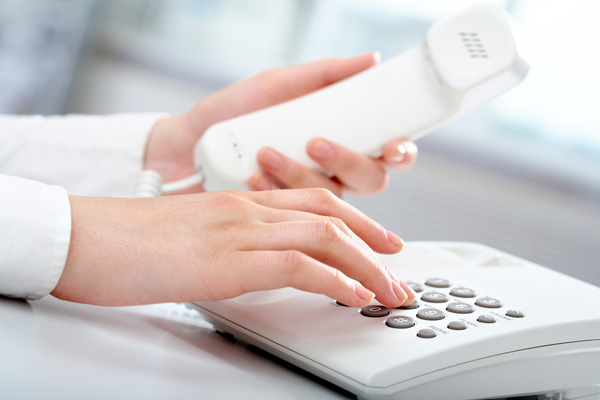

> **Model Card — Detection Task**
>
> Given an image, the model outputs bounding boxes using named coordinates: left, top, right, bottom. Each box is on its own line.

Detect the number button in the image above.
left=477, top=315, right=497, bottom=324
left=446, top=302, right=475, bottom=314
left=475, top=297, right=503, bottom=308
left=421, top=291, right=449, bottom=303
left=360, top=305, right=390, bottom=318
left=417, top=308, right=445, bottom=321
left=406, top=281, right=423, bottom=293
left=425, top=278, right=451, bottom=288
left=450, top=287, right=476, bottom=298
left=506, top=309, right=525, bottom=318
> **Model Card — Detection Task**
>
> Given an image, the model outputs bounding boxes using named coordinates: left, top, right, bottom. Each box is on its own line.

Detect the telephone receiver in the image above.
left=193, top=4, right=530, bottom=192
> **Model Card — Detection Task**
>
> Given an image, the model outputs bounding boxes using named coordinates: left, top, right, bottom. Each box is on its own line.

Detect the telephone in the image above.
left=187, top=242, right=600, bottom=400
left=193, top=4, right=529, bottom=191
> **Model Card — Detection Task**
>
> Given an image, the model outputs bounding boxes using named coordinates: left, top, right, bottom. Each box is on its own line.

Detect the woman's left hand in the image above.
left=144, top=52, right=417, bottom=196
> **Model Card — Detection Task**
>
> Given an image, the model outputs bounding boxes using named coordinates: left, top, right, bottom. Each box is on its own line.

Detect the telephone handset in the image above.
left=193, top=4, right=529, bottom=191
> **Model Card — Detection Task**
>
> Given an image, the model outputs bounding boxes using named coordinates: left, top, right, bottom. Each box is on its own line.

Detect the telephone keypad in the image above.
left=351, top=277, right=525, bottom=338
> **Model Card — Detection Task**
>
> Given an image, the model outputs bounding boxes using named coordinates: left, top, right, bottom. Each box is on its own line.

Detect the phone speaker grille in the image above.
left=459, top=32, right=488, bottom=58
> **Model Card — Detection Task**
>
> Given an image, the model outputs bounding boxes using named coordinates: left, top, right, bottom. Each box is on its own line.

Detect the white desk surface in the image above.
left=0, top=295, right=350, bottom=400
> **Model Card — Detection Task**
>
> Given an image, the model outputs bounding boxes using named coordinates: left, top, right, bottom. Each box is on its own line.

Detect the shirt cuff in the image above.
left=0, top=175, right=71, bottom=300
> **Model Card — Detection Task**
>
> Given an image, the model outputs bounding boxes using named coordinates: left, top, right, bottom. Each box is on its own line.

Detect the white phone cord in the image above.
left=135, top=170, right=204, bottom=198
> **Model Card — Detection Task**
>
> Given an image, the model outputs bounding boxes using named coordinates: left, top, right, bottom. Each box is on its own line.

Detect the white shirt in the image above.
left=0, top=114, right=164, bottom=299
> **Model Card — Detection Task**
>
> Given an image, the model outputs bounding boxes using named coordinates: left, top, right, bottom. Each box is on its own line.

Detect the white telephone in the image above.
left=187, top=242, right=600, bottom=400
left=193, top=4, right=529, bottom=191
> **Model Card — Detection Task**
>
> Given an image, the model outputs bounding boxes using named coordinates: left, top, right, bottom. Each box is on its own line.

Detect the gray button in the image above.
left=417, top=329, right=437, bottom=339
left=397, top=300, right=419, bottom=310
left=386, top=316, right=415, bottom=329
left=448, top=321, right=467, bottom=330
left=446, top=302, right=475, bottom=314
left=421, top=291, right=448, bottom=303
left=506, top=309, right=525, bottom=318
left=360, top=305, right=390, bottom=318
left=425, top=278, right=451, bottom=288
left=417, top=308, right=445, bottom=321
left=335, top=301, right=348, bottom=307
left=477, top=315, right=497, bottom=324
left=475, top=297, right=503, bottom=308
left=406, top=281, right=423, bottom=293
left=450, top=287, right=476, bottom=298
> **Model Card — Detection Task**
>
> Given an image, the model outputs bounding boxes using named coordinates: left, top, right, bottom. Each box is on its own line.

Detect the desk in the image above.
left=0, top=296, right=349, bottom=399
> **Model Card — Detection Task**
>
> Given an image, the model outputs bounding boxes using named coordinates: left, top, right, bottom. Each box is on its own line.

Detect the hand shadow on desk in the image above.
left=0, top=295, right=33, bottom=311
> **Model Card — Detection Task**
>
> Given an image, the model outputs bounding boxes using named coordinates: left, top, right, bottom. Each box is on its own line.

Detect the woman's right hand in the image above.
left=53, top=188, right=415, bottom=308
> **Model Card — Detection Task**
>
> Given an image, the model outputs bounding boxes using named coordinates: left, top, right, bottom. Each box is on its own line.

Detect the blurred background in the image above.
left=1, top=0, right=598, bottom=285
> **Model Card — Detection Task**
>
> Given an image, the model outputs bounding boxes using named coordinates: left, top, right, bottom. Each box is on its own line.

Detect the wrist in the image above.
left=144, top=114, right=198, bottom=182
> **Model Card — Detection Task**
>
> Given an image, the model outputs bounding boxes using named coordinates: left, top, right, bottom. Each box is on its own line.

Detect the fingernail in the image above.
left=354, top=284, right=374, bottom=302
left=392, top=281, right=408, bottom=303
left=259, top=148, right=284, bottom=170
left=372, top=51, right=381, bottom=63
left=386, top=230, right=405, bottom=249
left=308, top=138, right=334, bottom=160
left=391, top=144, right=407, bottom=164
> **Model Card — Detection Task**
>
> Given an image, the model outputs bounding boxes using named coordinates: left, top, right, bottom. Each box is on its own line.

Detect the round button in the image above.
left=506, top=309, right=525, bottom=318
left=386, top=316, right=415, bottom=329
left=421, top=291, right=449, bottom=303
left=417, top=329, right=437, bottom=339
left=360, top=305, right=390, bottom=318
left=406, top=281, right=423, bottom=293
left=450, top=287, right=476, bottom=298
left=475, top=297, right=503, bottom=308
left=397, top=300, right=419, bottom=310
left=417, top=308, right=445, bottom=321
left=425, top=278, right=451, bottom=288
left=477, top=315, right=497, bottom=324
left=448, top=321, right=467, bottom=330
left=446, top=302, right=475, bottom=314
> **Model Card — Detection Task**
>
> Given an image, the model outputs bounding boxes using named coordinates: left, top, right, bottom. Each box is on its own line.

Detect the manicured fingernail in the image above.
left=386, top=230, right=405, bottom=249
left=354, top=284, right=374, bottom=302
left=308, top=138, right=334, bottom=160
left=249, top=173, right=273, bottom=191
left=392, top=281, right=408, bottom=303
left=391, top=144, right=407, bottom=164
left=259, top=148, right=284, bottom=170
left=372, top=51, right=381, bottom=63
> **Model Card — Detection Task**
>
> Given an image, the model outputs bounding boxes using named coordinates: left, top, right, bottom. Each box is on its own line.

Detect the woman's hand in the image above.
left=52, top=189, right=415, bottom=308
left=144, top=53, right=417, bottom=196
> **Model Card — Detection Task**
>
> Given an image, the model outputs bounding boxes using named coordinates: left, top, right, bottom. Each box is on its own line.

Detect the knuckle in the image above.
left=314, top=219, right=341, bottom=244
left=280, top=250, right=306, bottom=285
left=327, top=216, right=352, bottom=236
left=307, top=187, right=338, bottom=206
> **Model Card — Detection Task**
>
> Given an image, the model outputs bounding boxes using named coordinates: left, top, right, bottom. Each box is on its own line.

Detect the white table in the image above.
left=0, top=295, right=350, bottom=399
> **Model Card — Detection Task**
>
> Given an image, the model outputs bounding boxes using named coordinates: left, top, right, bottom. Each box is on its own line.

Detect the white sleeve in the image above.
left=0, top=113, right=166, bottom=299
left=0, top=113, right=166, bottom=197
left=0, top=175, right=71, bottom=299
